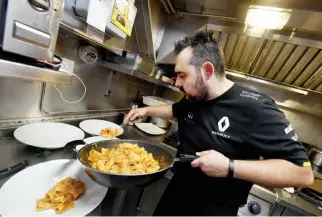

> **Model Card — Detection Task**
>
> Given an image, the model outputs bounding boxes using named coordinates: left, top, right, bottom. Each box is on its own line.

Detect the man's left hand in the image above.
left=191, top=150, right=230, bottom=177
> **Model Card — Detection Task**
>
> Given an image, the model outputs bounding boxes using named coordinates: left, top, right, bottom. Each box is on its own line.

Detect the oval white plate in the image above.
left=83, top=136, right=117, bottom=144
left=14, top=122, right=85, bottom=149
left=79, top=119, right=124, bottom=137
left=75, top=136, right=118, bottom=152
left=0, top=159, right=108, bottom=216
left=135, top=123, right=166, bottom=135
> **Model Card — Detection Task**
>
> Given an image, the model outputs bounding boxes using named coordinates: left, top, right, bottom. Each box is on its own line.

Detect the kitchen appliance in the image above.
left=66, top=139, right=196, bottom=189
left=309, top=148, right=322, bottom=168
left=151, top=117, right=170, bottom=129
left=142, top=96, right=175, bottom=128
left=0, top=0, right=63, bottom=61
left=238, top=186, right=278, bottom=216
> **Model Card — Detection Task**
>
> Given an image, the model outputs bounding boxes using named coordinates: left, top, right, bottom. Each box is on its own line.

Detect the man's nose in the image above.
left=175, top=77, right=183, bottom=87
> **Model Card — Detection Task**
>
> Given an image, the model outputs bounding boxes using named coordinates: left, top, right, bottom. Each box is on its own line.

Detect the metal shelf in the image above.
left=0, top=59, right=72, bottom=85
left=98, top=60, right=180, bottom=92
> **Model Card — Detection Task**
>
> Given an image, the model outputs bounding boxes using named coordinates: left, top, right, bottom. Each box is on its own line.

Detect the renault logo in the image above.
left=218, top=116, right=230, bottom=132
left=188, top=112, right=193, bottom=119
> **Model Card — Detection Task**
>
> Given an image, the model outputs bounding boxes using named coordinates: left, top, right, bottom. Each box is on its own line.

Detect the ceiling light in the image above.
left=245, top=6, right=292, bottom=30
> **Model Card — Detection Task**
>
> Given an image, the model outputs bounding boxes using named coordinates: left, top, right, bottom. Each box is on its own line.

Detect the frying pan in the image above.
left=65, top=139, right=196, bottom=189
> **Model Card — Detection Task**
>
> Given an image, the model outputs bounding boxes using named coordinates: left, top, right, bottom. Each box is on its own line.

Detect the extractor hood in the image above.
left=156, top=0, right=322, bottom=94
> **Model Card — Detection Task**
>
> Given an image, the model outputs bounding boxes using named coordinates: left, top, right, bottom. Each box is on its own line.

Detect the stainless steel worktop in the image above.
left=275, top=188, right=322, bottom=216
left=0, top=123, right=175, bottom=216
left=0, top=122, right=321, bottom=216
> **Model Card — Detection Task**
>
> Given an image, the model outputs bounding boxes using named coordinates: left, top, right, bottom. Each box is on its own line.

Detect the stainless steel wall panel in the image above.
left=283, top=47, right=319, bottom=84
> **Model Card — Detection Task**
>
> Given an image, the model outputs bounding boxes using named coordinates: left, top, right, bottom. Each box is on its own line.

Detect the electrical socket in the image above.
left=59, top=58, right=75, bottom=74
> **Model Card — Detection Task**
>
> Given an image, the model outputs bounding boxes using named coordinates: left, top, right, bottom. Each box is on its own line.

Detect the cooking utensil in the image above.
left=0, top=159, right=107, bottom=216
left=79, top=119, right=124, bottom=136
left=308, top=148, right=322, bottom=168
left=0, top=160, right=29, bottom=179
left=65, top=139, right=196, bottom=189
left=151, top=117, right=170, bottom=128
left=14, top=122, right=85, bottom=149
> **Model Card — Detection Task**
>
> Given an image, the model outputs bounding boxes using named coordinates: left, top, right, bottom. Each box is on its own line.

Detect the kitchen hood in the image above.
left=156, top=0, right=322, bottom=94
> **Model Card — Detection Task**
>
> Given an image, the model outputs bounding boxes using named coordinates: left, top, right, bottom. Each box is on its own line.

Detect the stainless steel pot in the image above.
left=308, top=149, right=322, bottom=167
left=151, top=117, right=170, bottom=128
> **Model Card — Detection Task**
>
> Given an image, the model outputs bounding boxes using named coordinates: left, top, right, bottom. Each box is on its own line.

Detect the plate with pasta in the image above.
left=79, top=119, right=124, bottom=137
left=0, top=159, right=107, bottom=216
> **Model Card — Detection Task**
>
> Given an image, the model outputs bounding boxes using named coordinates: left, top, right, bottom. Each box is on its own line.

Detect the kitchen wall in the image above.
left=0, top=31, right=155, bottom=121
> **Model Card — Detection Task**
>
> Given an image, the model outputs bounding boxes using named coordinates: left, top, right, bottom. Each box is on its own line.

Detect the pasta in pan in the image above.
left=88, top=143, right=160, bottom=174
left=36, top=177, right=85, bottom=214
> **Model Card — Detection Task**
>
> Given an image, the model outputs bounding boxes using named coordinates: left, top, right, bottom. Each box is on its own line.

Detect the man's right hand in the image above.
left=123, top=107, right=148, bottom=124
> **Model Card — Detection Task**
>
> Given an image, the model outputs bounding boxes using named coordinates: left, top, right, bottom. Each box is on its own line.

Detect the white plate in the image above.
left=83, top=136, right=117, bottom=144
left=135, top=123, right=166, bottom=135
left=75, top=136, right=118, bottom=152
left=14, top=122, right=85, bottom=149
left=79, top=119, right=124, bottom=137
left=0, top=159, right=108, bottom=216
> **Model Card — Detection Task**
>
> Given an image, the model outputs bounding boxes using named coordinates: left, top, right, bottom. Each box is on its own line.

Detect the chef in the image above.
left=124, top=30, right=314, bottom=216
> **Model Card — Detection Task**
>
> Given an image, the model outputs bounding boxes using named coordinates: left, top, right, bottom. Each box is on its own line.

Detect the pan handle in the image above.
left=179, top=154, right=197, bottom=163
left=65, top=140, right=86, bottom=152
left=0, top=160, right=29, bottom=179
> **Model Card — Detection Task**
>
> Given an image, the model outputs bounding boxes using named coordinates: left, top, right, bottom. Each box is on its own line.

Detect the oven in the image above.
left=0, top=0, right=64, bottom=61
left=238, top=185, right=277, bottom=216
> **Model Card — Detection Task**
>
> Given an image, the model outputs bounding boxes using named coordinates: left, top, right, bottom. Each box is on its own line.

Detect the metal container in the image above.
left=151, top=117, right=170, bottom=129
left=309, top=149, right=322, bottom=168
left=154, top=68, right=164, bottom=80
left=142, top=96, right=174, bottom=106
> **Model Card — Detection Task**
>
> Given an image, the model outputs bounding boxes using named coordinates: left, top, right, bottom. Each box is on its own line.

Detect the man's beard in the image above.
left=181, top=74, right=208, bottom=101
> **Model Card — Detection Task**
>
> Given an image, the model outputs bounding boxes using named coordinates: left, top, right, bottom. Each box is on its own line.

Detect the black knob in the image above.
left=248, top=201, right=261, bottom=215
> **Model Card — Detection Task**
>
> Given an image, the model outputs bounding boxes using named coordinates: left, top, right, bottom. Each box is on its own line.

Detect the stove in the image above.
left=162, top=131, right=179, bottom=149
left=298, top=188, right=322, bottom=209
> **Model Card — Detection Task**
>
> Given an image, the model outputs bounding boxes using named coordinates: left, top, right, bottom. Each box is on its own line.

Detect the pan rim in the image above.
left=77, top=139, right=174, bottom=177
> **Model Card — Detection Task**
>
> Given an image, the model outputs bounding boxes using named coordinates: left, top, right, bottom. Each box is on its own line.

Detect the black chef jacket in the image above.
left=153, top=83, right=310, bottom=216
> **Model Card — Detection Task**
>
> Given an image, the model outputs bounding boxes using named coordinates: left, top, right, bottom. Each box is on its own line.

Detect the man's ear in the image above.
left=202, top=62, right=214, bottom=80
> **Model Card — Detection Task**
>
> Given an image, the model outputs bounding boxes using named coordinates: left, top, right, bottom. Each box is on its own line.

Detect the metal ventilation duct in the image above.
left=213, top=30, right=322, bottom=93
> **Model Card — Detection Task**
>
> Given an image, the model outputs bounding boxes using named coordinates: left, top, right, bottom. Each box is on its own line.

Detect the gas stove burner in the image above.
left=163, top=131, right=179, bottom=148
left=298, top=188, right=322, bottom=209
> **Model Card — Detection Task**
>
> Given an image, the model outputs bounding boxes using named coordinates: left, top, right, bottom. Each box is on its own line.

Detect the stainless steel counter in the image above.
left=1, top=121, right=321, bottom=216
left=0, top=124, right=176, bottom=216
left=275, top=188, right=322, bottom=216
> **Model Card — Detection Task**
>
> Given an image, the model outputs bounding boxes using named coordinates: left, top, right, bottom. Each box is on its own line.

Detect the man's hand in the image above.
left=191, top=150, right=229, bottom=177
left=123, top=107, right=147, bottom=124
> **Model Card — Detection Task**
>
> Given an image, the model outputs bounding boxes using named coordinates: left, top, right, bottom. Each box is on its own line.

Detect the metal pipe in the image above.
left=225, top=71, right=309, bottom=95
left=160, top=0, right=171, bottom=15
left=177, top=11, right=236, bottom=21
left=166, top=0, right=176, bottom=14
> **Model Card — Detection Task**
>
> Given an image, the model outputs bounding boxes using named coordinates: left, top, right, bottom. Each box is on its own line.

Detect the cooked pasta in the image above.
left=100, top=127, right=120, bottom=138
left=36, top=177, right=85, bottom=214
left=88, top=143, right=160, bottom=174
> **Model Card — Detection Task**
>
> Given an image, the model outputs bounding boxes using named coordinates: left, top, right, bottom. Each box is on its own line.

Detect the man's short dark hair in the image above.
left=174, top=30, right=225, bottom=77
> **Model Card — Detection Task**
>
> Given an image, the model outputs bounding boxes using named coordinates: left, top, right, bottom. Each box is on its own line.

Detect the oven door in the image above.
left=1, top=0, right=63, bottom=61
